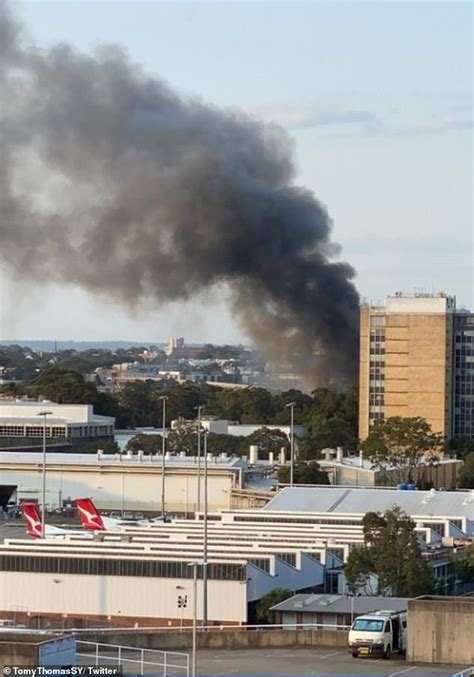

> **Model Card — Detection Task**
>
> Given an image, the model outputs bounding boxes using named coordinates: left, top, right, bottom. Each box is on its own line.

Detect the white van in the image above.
left=348, top=610, right=407, bottom=659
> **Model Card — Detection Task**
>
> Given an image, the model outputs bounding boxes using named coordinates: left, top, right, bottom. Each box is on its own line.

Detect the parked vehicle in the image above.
left=348, top=610, right=407, bottom=659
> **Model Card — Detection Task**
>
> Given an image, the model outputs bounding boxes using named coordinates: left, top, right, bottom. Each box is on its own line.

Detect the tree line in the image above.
left=2, top=366, right=474, bottom=487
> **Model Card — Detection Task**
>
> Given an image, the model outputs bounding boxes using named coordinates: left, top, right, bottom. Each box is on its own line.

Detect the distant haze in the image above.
left=0, top=3, right=360, bottom=387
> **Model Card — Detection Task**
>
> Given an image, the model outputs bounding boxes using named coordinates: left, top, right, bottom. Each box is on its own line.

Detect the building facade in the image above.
left=359, top=293, right=473, bottom=440
left=0, top=451, right=246, bottom=512
left=0, top=401, right=115, bottom=449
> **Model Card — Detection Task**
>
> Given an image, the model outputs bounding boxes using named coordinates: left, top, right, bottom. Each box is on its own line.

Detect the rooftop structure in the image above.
left=319, top=451, right=463, bottom=489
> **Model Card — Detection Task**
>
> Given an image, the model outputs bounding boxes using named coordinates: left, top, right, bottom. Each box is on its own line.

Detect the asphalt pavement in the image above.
left=194, top=648, right=470, bottom=676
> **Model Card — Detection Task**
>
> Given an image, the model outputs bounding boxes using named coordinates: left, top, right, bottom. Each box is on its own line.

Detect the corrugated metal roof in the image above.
left=271, top=593, right=409, bottom=614
left=264, top=486, right=474, bottom=519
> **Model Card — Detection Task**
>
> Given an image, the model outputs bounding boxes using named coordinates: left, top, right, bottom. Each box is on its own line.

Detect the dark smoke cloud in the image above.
left=0, top=3, right=359, bottom=387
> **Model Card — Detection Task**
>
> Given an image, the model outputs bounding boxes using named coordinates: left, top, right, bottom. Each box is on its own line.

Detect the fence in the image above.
left=53, top=621, right=351, bottom=635
left=77, top=640, right=189, bottom=676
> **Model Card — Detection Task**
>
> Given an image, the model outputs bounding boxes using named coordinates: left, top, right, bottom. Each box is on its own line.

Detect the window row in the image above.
left=0, top=555, right=246, bottom=581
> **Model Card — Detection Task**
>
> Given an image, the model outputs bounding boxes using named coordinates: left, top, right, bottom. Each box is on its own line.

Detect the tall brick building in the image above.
left=359, top=293, right=473, bottom=441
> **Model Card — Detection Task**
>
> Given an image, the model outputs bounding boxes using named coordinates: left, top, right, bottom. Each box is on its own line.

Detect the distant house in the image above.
left=271, top=593, right=408, bottom=628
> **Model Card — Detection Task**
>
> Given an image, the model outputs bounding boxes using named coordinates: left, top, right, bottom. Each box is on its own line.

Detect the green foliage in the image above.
left=277, top=461, right=330, bottom=485
left=451, top=546, right=474, bottom=584
left=255, top=587, right=292, bottom=624
left=8, top=363, right=360, bottom=459
left=299, top=387, right=358, bottom=459
left=194, top=344, right=242, bottom=360
left=446, top=437, right=474, bottom=459
left=79, top=440, right=120, bottom=454
left=27, top=367, right=98, bottom=404
left=344, top=507, right=436, bottom=597
left=244, top=427, right=289, bottom=459
left=125, top=434, right=163, bottom=454
left=361, top=416, right=443, bottom=484
left=458, top=453, right=474, bottom=489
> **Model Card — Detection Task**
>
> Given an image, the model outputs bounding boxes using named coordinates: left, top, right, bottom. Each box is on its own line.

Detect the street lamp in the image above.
left=286, top=402, right=296, bottom=486
left=202, top=429, right=209, bottom=629
left=37, top=410, right=52, bottom=538
left=159, top=395, right=168, bottom=519
left=195, top=405, right=205, bottom=513
left=187, top=560, right=204, bottom=677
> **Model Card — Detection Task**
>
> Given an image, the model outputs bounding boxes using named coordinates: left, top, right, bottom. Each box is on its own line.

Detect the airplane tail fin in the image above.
left=75, top=498, right=106, bottom=530
left=21, top=502, right=43, bottom=539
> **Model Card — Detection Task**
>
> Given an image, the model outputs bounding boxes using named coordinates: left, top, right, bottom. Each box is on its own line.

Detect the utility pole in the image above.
left=196, top=405, right=204, bottom=513
left=286, top=402, right=296, bottom=486
left=38, top=411, right=52, bottom=537
left=159, top=395, right=168, bottom=519
left=202, top=430, right=209, bottom=628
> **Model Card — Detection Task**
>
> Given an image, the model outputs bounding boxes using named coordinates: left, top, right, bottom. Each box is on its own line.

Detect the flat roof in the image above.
left=271, top=594, right=408, bottom=615
left=264, top=486, right=474, bottom=519
left=0, top=451, right=247, bottom=469
left=0, top=416, right=113, bottom=425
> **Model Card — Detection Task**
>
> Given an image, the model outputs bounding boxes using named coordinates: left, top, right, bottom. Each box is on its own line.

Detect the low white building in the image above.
left=0, top=401, right=115, bottom=446
left=0, top=527, right=334, bottom=627
left=319, top=451, right=463, bottom=490
left=271, top=594, right=408, bottom=628
left=0, top=451, right=246, bottom=513
left=201, top=419, right=307, bottom=438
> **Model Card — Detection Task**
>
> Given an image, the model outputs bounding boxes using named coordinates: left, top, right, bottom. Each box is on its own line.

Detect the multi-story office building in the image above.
left=359, top=293, right=473, bottom=440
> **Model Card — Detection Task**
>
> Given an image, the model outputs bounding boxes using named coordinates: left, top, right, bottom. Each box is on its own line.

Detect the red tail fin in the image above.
left=75, top=498, right=105, bottom=530
left=21, top=502, right=43, bottom=539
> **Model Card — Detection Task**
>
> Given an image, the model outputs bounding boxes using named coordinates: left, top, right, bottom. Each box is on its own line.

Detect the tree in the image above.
left=458, top=452, right=474, bottom=489
left=451, top=545, right=474, bottom=585
left=255, top=588, right=292, bottom=624
left=80, top=440, right=120, bottom=454
left=344, top=507, right=436, bottom=597
left=360, top=416, right=443, bottom=484
left=27, top=367, right=99, bottom=404
left=242, top=427, right=289, bottom=459
left=125, top=433, right=163, bottom=454
left=299, top=387, right=358, bottom=459
left=277, top=461, right=330, bottom=485
left=446, top=437, right=474, bottom=459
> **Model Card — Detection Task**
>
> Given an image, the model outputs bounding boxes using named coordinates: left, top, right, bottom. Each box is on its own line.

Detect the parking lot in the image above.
left=195, top=648, right=471, bottom=676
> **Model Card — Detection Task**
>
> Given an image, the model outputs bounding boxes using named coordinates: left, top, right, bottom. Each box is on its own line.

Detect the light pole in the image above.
left=202, top=429, right=209, bottom=629
left=286, top=402, right=296, bottom=486
left=195, top=405, right=204, bottom=513
left=187, top=560, right=203, bottom=677
left=159, top=395, right=168, bottom=520
left=38, top=411, right=52, bottom=538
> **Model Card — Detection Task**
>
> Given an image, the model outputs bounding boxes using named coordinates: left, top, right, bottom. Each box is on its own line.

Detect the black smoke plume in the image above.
left=0, top=4, right=359, bottom=387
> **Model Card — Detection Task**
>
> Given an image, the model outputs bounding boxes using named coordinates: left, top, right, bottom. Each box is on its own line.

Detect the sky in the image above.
left=1, top=0, right=472, bottom=343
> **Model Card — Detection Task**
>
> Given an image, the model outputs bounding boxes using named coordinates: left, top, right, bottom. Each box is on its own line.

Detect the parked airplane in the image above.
left=75, top=498, right=167, bottom=531
left=20, top=502, right=87, bottom=540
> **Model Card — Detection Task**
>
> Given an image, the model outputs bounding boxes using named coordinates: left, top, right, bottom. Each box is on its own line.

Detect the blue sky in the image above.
left=1, top=0, right=472, bottom=342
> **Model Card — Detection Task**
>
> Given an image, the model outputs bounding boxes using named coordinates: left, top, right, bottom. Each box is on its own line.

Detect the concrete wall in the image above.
left=80, top=627, right=348, bottom=651
left=0, top=634, right=75, bottom=671
left=407, top=596, right=474, bottom=664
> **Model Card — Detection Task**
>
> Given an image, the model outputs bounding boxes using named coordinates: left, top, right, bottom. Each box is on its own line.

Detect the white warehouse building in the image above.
left=0, top=527, right=340, bottom=627
left=0, top=451, right=248, bottom=513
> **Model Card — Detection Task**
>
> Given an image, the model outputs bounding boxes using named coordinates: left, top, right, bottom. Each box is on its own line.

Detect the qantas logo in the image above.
left=21, top=503, right=43, bottom=539
left=76, top=499, right=105, bottom=530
